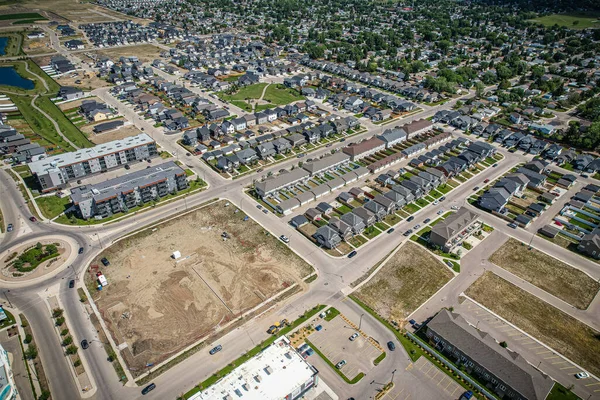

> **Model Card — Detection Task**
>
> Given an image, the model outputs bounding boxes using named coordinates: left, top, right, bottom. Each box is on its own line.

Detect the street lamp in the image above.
left=390, top=369, right=397, bottom=384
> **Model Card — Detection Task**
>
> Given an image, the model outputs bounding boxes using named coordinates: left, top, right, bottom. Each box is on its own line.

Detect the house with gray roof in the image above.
left=341, top=213, right=366, bottom=234
left=352, top=207, right=376, bottom=227
left=384, top=190, right=406, bottom=209
left=429, top=207, right=479, bottom=251
left=479, top=187, right=511, bottom=212
left=391, top=185, right=415, bottom=203
left=425, top=310, right=553, bottom=400
left=364, top=200, right=387, bottom=220
left=313, top=225, right=342, bottom=249
left=328, top=217, right=352, bottom=240
left=578, top=227, right=600, bottom=259
left=377, top=128, right=407, bottom=148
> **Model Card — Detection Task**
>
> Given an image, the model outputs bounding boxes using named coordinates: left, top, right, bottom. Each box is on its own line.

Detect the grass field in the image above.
left=34, top=95, right=94, bottom=148
left=0, top=13, right=46, bottom=21
left=10, top=95, right=77, bottom=152
left=489, top=238, right=600, bottom=309
left=466, top=272, right=600, bottom=377
left=35, top=195, right=71, bottom=219
left=263, top=84, right=305, bottom=105
left=530, top=13, right=600, bottom=29
left=220, top=83, right=304, bottom=111
left=354, top=242, right=453, bottom=322
left=221, top=83, right=268, bottom=101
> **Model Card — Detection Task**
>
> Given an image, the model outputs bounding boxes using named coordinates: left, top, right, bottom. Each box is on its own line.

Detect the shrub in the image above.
left=24, top=334, right=32, bottom=344
left=66, top=345, right=78, bottom=355
left=52, top=308, right=63, bottom=318
left=499, top=341, right=508, bottom=348
left=25, top=344, right=38, bottom=359
left=62, top=336, right=73, bottom=346
left=60, top=328, right=69, bottom=336
left=74, top=359, right=81, bottom=367
left=55, top=317, right=65, bottom=326
left=39, top=390, right=51, bottom=400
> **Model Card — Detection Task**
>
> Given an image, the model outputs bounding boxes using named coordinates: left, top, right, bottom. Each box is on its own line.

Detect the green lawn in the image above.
left=336, top=204, right=353, bottom=214
left=263, top=84, right=305, bottom=105
left=35, top=196, right=71, bottom=219
left=403, top=203, right=421, bottom=214
left=530, top=12, right=600, bottom=29
left=363, top=226, right=382, bottom=239
left=0, top=13, right=46, bottom=21
left=35, top=96, right=94, bottom=148
left=10, top=95, right=76, bottom=152
left=221, top=83, right=268, bottom=101
left=348, top=235, right=368, bottom=248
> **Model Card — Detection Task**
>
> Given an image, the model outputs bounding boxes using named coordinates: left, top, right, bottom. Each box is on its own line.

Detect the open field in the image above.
left=489, top=238, right=600, bottom=309
left=354, top=242, right=453, bottom=322
left=86, top=124, right=140, bottom=144
left=35, top=95, right=94, bottom=148
left=22, top=35, right=54, bottom=55
left=263, top=84, right=305, bottom=105
left=466, top=272, right=600, bottom=377
left=220, top=83, right=304, bottom=111
left=54, top=70, right=112, bottom=91
left=5, top=115, right=61, bottom=154
left=529, top=13, right=600, bottom=29
left=87, top=200, right=313, bottom=373
left=92, top=44, right=164, bottom=64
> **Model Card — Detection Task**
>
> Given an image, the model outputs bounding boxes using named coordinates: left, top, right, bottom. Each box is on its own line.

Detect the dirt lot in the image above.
left=354, top=242, right=454, bottom=323
left=23, top=36, right=54, bottom=55
left=466, top=272, right=600, bottom=377
left=86, top=123, right=139, bottom=144
left=92, top=44, right=165, bottom=64
left=58, top=96, right=101, bottom=111
left=87, top=200, right=313, bottom=372
left=54, top=71, right=112, bottom=92
left=489, top=238, right=600, bottom=309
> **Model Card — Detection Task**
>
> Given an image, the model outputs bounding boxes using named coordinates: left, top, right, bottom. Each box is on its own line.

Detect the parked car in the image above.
left=407, top=216, right=414, bottom=222
left=347, top=250, right=357, bottom=258
left=403, top=230, right=411, bottom=236
left=387, top=228, right=395, bottom=234
left=581, top=174, right=589, bottom=178
left=101, top=257, right=110, bottom=266
left=484, top=178, right=490, bottom=183
left=423, top=218, right=431, bottom=224
left=575, top=371, right=590, bottom=379
left=451, top=205, right=459, bottom=210
left=262, top=209, right=268, bottom=214
left=437, top=209, right=444, bottom=215
left=29, top=216, right=37, bottom=222
left=69, top=280, right=75, bottom=289
left=413, top=224, right=420, bottom=230
left=433, top=200, right=439, bottom=205
left=335, top=360, right=347, bottom=369
left=349, top=333, right=359, bottom=341
left=492, top=163, right=498, bottom=167
left=209, top=345, right=222, bottom=355
left=141, top=383, right=156, bottom=395
left=124, top=164, right=131, bottom=170
left=460, top=390, right=474, bottom=400
left=387, top=341, right=396, bottom=351
left=78, top=247, right=84, bottom=254
left=279, top=235, right=290, bottom=243
left=445, top=260, right=454, bottom=268
left=409, top=319, right=416, bottom=325
left=81, top=339, right=89, bottom=350
left=439, top=196, right=446, bottom=201
left=326, top=143, right=333, bottom=147
left=508, top=222, right=518, bottom=229
left=257, top=204, right=262, bottom=209
left=7, top=224, right=13, bottom=232
left=473, top=186, right=480, bottom=191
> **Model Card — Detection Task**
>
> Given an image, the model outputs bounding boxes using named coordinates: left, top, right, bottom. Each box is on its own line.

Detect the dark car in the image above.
left=7, top=224, right=13, bottom=232
left=508, top=222, right=518, bottom=229
left=387, top=341, right=396, bottom=351
left=81, top=339, right=89, bottom=349
left=69, top=280, right=75, bottom=289
left=581, top=174, right=589, bottom=178
left=101, top=257, right=110, bottom=266
left=29, top=216, right=37, bottom=222
left=407, top=216, right=414, bottom=222
left=78, top=247, right=84, bottom=254
left=262, top=209, right=268, bottom=214
left=439, top=196, right=446, bottom=201
left=209, top=345, right=222, bottom=355
left=409, top=319, right=416, bottom=325
left=387, top=228, right=395, bottom=234
left=347, top=250, right=357, bottom=258
left=141, top=383, right=156, bottom=395
left=403, top=230, right=410, bottom=236
left=473, top=186, right=480, bottom=191
left=423, top=218, right=431, bottom=224
left=124, top=164, right=131, bottom=170
left=492, top=163, right=498, bottom=167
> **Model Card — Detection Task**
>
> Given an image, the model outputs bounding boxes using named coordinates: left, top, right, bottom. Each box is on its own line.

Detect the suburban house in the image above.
left=429, top=207, right=479, bottom=251
left=425, top=310, right=553, bottom=400
left=342, top=137, right=385, bottom=161
left=578, top=227, right=600, bottom=259
left=313, top=225, right=342, bottom=249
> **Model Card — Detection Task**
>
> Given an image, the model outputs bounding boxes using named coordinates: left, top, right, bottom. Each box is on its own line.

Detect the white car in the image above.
left=349, top=333, right=359, bottom=341
left=279, top=235, right=290, bottom=243
left=451, top=205, right=459, bottom=210
left=575, top=371, right=590, bottom=379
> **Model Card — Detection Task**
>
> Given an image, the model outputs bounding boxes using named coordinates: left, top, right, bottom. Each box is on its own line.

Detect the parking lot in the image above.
left=456, top=298, right=600, bottom=399
left=308, top=313, right=382, bottom=380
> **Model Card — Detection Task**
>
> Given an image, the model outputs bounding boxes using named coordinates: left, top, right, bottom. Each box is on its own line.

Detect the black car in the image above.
left=347, top=250, right=357, bottom=258
left=387, top=341, right=396, bottom=351
left=209, top=345, right=223, bottom=355
left=69, top=280, right=75, bottom=289
left=101, top=257, right=110, bottom=266
left=387, top=228, right=395, bottom=234
left=141, top=383, right=156, bottom=395
left=423, top=218, right=431, bottom=224
left=403, top=230, right=411, bottom=236
left=81, top=339, right=89, bottom=350
left=78, top=247, right=84, bottom=254
left=407, top=216, right=414, bottom=222
left=439, top=196, right=446, bottom=201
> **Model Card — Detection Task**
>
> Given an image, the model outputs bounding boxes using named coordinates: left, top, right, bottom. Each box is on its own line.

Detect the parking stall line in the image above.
left=528, top=345, right=545, bottom=350
left=585, top=383, right=600, bottom=387
left=513, top=336, right=531, bottom=341
left=537, top=350, right=553, bottom=355
left=560, top=366, right=578, bottom=370
left=551, top=361, right=569, bottom=365
left=507, top=331, right=522, bottom=337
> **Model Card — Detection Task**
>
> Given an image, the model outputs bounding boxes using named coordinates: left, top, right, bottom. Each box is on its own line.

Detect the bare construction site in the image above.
left=86, top=200, right=313, bottom=374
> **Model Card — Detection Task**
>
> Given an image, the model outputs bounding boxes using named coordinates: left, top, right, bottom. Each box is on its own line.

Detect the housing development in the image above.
left=0, top=0, right=599, bottom=400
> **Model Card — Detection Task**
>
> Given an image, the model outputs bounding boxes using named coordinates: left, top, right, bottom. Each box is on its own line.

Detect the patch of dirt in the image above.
left=87, top=200, right=313, bottom=372
left=54, top=71, right=112, bottom=92
left=354, top=242, right=453, bottom=323
left=85, top=124, right=140, bottom=144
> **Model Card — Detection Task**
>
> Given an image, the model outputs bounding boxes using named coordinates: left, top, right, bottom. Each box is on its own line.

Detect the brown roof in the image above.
left=402, top=118, right=432, bottom=135
left=342, top=137, right=384, bottom=157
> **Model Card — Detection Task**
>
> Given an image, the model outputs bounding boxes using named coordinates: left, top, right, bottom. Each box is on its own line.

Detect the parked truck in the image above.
left=266, top=319, right=289, bottom=334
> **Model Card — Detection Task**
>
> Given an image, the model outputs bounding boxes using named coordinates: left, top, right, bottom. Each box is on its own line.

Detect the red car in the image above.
left=29, top=216, right=37, bottom=222
left=483, top=179, right=490, bottom=183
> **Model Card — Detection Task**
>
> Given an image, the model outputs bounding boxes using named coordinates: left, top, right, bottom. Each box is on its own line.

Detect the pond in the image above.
left=0, top=37, right=7, bottom=55
left=0, top=66, right=35, bottom=90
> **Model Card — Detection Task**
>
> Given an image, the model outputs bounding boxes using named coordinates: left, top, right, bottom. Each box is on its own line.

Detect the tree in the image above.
left=52, top=308, right=63, bottom=318
left=36, top=242, right=43, bottom=251
left=25, top=344, right=38, bottom=359
left=45, top=244, right=58, bottom=255
left=62, top=336, right=73, bottom=346
left=66, top=345, right=78, bottom=355
left=24, top=334, right=32, bottom=344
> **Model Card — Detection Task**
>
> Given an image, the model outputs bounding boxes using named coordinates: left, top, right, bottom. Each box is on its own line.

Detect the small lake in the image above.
left=0, top=37, right=7, bottom=55
left=0, top=66, right=35, bottom=90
